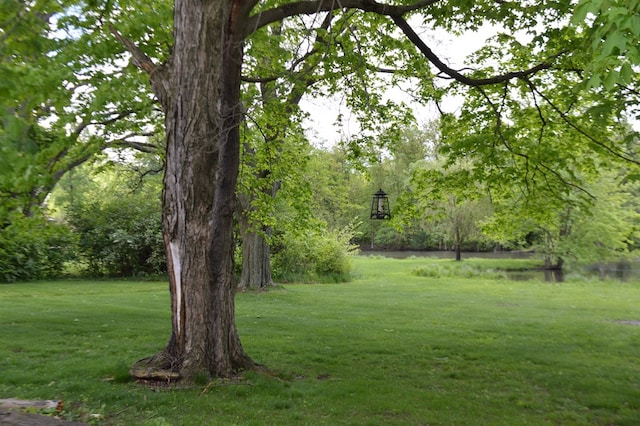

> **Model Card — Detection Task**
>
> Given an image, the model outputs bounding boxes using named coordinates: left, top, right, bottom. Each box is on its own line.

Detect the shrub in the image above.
left=66, top=194, right=165, bottom=277
left=0, top=214, right=77, bottom=282
left=272, top=225, right=359, bottom=283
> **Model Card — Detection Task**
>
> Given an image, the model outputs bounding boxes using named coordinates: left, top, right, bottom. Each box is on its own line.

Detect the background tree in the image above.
left=482, top=168, right=640, bottom=278
left=306, top=146, right=368, bottom=230
left=362, top=123, right=439, bottom=249
left=1, top=1, right=165, bottom=219
left=0, top=1, right=167, bottom=284
left=236, top=15, right=333, bottom=290
left=398, top=155, right=494, bottom=258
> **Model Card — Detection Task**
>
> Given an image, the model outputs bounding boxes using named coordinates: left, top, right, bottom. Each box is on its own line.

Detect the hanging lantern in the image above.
left=370, top=188, right=391, bottom=220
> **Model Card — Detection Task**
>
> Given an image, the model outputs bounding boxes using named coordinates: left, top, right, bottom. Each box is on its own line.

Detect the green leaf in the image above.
left=603, top=70, right=619, bottom=90
left=601, top=31, right=627, bottom=56
left=619, top=62, right=633, bottom=84
left=628, top=15, right=640, bottom=37
left=586, top=74, right=602, bottom=89
left=571, top=1, right=597, bottom=24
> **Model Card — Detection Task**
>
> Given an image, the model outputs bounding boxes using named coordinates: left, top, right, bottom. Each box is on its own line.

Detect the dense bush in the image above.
left=66, top=194, right=165, bottom=277
left=0, top=214, right=77, bottom=282
left=272, top=225, right=359, bottom=283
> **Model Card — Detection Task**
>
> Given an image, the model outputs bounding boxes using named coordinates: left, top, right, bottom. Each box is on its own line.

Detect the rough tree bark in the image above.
left=161, top=0, right=255, bottom=378
left=237, top=190, right=275, bottom=290
left=116, top=0, right=255, bottom=379
left=238, top=226, right=274, bottom=289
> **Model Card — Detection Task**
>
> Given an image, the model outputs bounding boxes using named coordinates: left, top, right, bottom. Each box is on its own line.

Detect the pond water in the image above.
left=358, top=250, right=640, bottom=282
left=360, top=250, right=534, bottom=260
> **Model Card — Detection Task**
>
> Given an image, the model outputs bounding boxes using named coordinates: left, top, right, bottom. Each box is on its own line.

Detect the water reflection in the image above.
left=361, top=250, right=534, bottom=260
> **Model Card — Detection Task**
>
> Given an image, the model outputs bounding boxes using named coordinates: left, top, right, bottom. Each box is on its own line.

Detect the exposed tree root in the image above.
left=130, top=353, right=182, bottom=383
left=129, top=351, right=259, bottom=384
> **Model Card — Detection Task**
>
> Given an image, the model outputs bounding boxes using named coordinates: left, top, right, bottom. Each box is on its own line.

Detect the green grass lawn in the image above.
left=1, top=256, right=640, bottom=425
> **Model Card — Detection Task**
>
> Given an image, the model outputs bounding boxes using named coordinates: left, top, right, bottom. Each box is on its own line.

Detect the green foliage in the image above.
left=272, top=224, right=359, bottom=283
left=0, top=120, right=77, bottom=217
left=66, top=197, right=164, bottom=277
left=1, top=0, right=166, bottom=226
left=306, top=147, right=369, bottom=231
left=480, top=168, right=640, bottom=270
left=0, top=213, right=76, bottom=282
left=557, top=173, right=640, bottom=265
left=58, top=163, right=165, bottom=277
left=573, top=0, right=640, bottom=89
left=396, top=155, right=496, bottom=252
left=371, top=223, right=408, bottom=249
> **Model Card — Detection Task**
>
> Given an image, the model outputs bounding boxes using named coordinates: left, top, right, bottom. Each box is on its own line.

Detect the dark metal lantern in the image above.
left=370, top=188, right=391, bottom=220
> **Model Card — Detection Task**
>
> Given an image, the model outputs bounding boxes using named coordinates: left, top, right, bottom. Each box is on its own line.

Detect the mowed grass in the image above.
left=1, top=256, right=640, bottom=425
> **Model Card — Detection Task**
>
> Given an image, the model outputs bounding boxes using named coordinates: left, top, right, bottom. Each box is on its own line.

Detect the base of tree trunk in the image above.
left=130, top=354, right=182, bottom=383
left=130, top=367, right=182, bottom=382
left=130, top=351, right=257, bottom=383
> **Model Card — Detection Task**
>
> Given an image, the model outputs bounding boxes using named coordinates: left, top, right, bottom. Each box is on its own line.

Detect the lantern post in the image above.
left=370, top=188, right=391, bottom=220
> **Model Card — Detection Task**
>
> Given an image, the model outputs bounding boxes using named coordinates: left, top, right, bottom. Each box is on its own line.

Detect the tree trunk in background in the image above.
left=454, top=227, right=462, bottom=261
left=238, top=224, right=274, bottom=290
left=237, top=192, right=275, bottom=290
left=137, top=0, right=254, bottom=379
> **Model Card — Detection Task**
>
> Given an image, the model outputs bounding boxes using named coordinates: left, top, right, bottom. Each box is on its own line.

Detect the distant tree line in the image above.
left=2, top=118, right=639, bottom=283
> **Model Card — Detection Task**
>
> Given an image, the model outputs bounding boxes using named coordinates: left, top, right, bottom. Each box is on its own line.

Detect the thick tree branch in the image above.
left=247, top=0, right=555, bottom=91
left=109, top=24, right=157, bottom=75
left=50, top=153, right=94, bottom=185
left=245, top=0, right=440, bottom=37
left=109, top=24, right=171, bottom=109
left=391, top=15, right=554, bottom=87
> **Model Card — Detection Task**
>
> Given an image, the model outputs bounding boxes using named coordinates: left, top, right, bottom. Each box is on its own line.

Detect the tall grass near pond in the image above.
left=1, top=256, right=639, bottom=425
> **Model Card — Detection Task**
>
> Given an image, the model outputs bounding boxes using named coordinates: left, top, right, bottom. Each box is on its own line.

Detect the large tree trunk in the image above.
left=138, top=0, right=254, bottom=380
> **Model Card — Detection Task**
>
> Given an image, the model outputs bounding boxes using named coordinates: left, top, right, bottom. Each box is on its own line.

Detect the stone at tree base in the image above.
left=0, top=400, right=86, bottom=426
left=0, top=409, right=86, bottom=426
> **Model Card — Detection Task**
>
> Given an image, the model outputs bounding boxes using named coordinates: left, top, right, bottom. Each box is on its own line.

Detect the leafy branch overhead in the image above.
left=105, top=0, right=637, bottom=182
left=112, top=0, right=564, bottom=98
